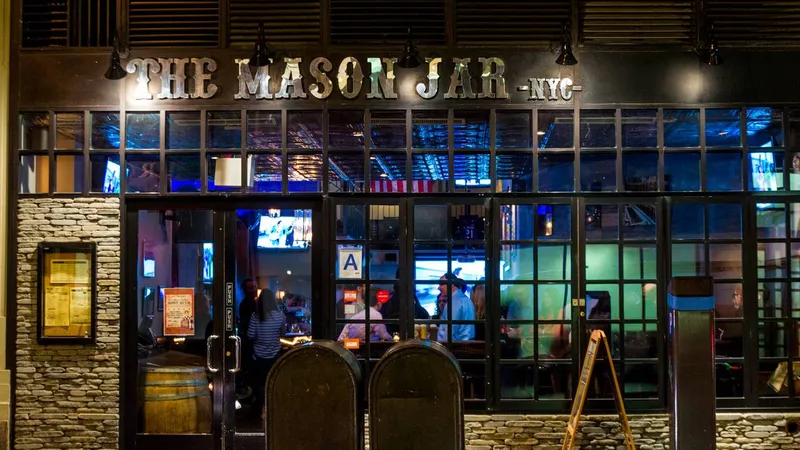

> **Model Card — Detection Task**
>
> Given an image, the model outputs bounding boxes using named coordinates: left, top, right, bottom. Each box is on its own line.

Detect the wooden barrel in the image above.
left=140, top=366, right=211, bottom=434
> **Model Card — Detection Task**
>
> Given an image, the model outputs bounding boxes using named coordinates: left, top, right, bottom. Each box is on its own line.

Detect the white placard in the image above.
left=338, top=246, right=363, bottom=279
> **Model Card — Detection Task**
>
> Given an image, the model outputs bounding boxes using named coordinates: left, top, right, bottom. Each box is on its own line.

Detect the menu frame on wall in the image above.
left=36, top=242, right=97, bottom=344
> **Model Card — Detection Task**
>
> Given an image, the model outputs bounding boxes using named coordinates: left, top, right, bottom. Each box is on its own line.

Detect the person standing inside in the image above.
left=437, top=273, right=476, bottom=341
left=337, top=288, right=393, bottom=342
left=247, top=289, right=285, bottom=420
left=237, top=278, right=258, bottom=397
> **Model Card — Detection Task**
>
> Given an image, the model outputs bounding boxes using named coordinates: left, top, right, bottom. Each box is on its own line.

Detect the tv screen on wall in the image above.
left=256, top=214, right=311, bottom=250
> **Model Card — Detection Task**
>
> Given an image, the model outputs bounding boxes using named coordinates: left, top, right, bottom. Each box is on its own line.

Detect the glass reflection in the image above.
left=126, top=154, right=160, bottom=193
left=370, top=110, right=406, bottom=149
left=412, top=111, right=448, bottom=149
left=329, top=110, right=364, bottom=148
left=287, top=111, right=323, bottom=149
left=672, top=243, right=705, bottom=277
left=55, top=112, right=84, bottom=150
left=249, top=154, right=282, bottom=193
left=747, top=107, right=783, bottom=148
left=247, top=111, right=281, bottom=149
left=671, top=204, right=704, bottom=239
left=580, top=109, right=616, bottom=148
left=126, top=112, right=160, bottom=149
left=208, top=154, right=241, bottom=192
left=622, top=109, right=657, bottom=148
left=706, top=109, right=742, bottom=148
left=623, top=152, right=658, bottom=192
left=207, top=111, right=242, bottom=149
left=539, top=153, right=574, bottom=192
left=496, top=111, right=532, bottom=149
left=538, top=110, right=574, bottom=149
left=665, top=152, right=700, bottom=191
left=454, top=110, right=490, bottom=149
left=748, top=151, right=784, bottom=192
left=706, top=152, right=743, bottom=191
left=91, top=112, right=120, bottom=150
left=664, top=109, right=700, bottom=148
left=370, top=153, right=406, bottom=192
left=20, top=113, right=50, bottom=150
left=581, top=152, right=616, bottom=192
left=496, top=154, right=533, bottom=192
left=329, top=153, right=365, bottom=193
left=288, top=154, right=322, bottom=192
left=167, top=112, right=201, bottom=149
left=167, top=155, right=201, bottom=193
left=412, top=153, right=448, bottom=193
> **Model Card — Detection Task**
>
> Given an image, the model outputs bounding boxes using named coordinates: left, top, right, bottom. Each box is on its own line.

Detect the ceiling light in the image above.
left=537, top=131, right=546, bottom=136
left=555, top=21, right=578, bottom=66
left=286, top=270, right=292, bottom=275
left=380, top=173, right=388, bottom=178
left=397, top=27, right=423, bottom=69
left=699, top=21, right=723, bottom=66
left=104, top=31, right=127, bottom=80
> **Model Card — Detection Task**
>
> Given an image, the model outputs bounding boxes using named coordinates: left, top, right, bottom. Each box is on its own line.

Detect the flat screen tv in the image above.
left=103, top=160, right=123, bottom=194
left=751, top=151, right=779, bottom=209
left=257, top=213, right=311, bottom=249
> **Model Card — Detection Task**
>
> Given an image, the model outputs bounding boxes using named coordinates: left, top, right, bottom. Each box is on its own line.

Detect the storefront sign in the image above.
left=163, top=287, right=195, bottom=336
left=338, top=246, right=363, bottom=279
left=343, top=338, right=360, bottom=350
left=376, top=290, right=390, bottom=304
left=344, top=290, right=358, bottom=303
left=126, top=56, right=574, bottom=102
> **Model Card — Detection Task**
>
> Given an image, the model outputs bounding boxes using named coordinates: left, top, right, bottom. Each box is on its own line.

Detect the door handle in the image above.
left=206, top=334, right=220, bottom=373
left=229, top=335, right=241, bottom=373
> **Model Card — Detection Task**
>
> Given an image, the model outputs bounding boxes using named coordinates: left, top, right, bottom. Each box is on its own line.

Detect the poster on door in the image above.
left=163, top=288, right=195, bottom=336
left=338, top=246, right=363, bottom=279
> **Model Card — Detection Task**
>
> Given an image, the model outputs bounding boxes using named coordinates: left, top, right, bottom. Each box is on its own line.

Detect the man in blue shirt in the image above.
left=437, top=273, right=476, bottom=341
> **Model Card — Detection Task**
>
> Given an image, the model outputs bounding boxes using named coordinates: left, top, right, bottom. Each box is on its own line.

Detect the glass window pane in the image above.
left=370, top=153, right=406, bottom=192
left=585, top=204, right=618, bottom=240
left=370, top=110, right=405, bottom=149
left=412, top=153, right=448, bottom=193
left=20, top=113, right=50, bottom=150
left=581, top=152, right=616, bottom=192
left=414, top=205, right=448, bottom=240
left=329, top=153, right=365, bottom=193
left=623, top=245, right=657, bottom=280
left=623, top=152, right=658, bottom=192
left=791, top=153, right=800, bottom=191
left=329, top=110, right=364, bottom=149
left=501, top=245, right=534, bottom=281
left=126, top=154, right=160, bottom=193
left=412, top=111, right=448, bottom=149
left=709, top=203, right=742, bottom=239
left=288, top=153, right=322, bottom=192
left=790, top=110, right=800, bottom=147
left=748, top=151, right=784, bottom=192
left=664, top=109, right=699, bottom=148
left=496, top=154, right=533, bottom=193
left=623, top=284, right=657, bottom=320
left=706, top=108, right=742, bottom=147
left=369, top=208, right=401, bottom=241
left=756, top=205, right=785, bottom=239
left=54, top=155, right=83, bottom=193
left=55, top=112, right=84, bottom=150
left=715, top=283, right=744, bottom=320
left=538, top=204, right=571, bottom=241
left=710, top=244, right=742, bottom=279
left=538, top=244, right=571, bottom=280
left=454, top=110, right=489, bottom=149
left=580, top=109, right=616, bottom=148
left=538, top=110, right=574, bottom=149
left=90, top=153, right=121, bottom=193
left=207, top=111, right=241, bottom=149
left=758, top=243, right=787, bottom=278
left=747, top=107, right=783, bottom=148
left=586, top=244, right=619, bottom=280
left=90, top=112, right=120, bottom=150
left=126, top=112, right=160, bottom=149
left=247, top=111, right=281, bottom=149
left=336, top=204, right=366, bottom=240
left=249, top=154, right=281, bottom=193
left=287, top=111, right=323, bottom=149
left=496, top=111, right=532, bottom=149
left=208, top=154, right=241, bottom=192
left=167, top=154, right=200, bottom=193
left=623, top=204, right=657, bottom=241
left=706, top=152, right=742, bottom=191
left=672, top=243, right=705, bottom=276
left=454, top=153, right=490, bottom=189
left=665, top=152, right=700, bottom=191
left=671, top=204, right=704, bottom=239
left=166, top=111, right=201, bottom=149
left=586, top=284, right=618, bottom=322
left=622, top=109, right=657, bottom=148
left=540, top=285, right=572, bottom=319
left=538, top=152, right=574, bottom=192
left=500, top=204, right=534, bottom=241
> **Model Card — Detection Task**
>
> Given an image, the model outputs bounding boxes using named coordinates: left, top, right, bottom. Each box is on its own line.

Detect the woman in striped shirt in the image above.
left=247, top=288, right=285, bottom=419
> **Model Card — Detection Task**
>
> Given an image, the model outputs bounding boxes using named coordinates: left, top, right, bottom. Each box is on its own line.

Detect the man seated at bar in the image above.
left=437, top=273, right=476, bottom=341
left=337, top=288, right=393, bottom=342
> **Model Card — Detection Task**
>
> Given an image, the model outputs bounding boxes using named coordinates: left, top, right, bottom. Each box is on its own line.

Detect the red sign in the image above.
left=343, top=338, right=360, bottom=350
left=376, top=290, right=390, bottom=304
left=344, top=290, right=358, bottom=303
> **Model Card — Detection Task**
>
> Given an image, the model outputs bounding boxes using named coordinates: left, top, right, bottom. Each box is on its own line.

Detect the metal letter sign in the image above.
left=226, top=282, right=234, bottom=307
left=126, top=55, right=573, bottom=102
left=338, top=246, right=362, bottom=279
left=226, top=307, right=234, bottom=332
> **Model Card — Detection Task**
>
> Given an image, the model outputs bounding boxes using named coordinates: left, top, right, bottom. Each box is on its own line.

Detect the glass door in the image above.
left=126, top=208, right=224, bottom=450
left=577, top=198, right=665, bottom=410
left=494, top=199, right=578, bottom=410
left=223, top=206, right=320, bottom=450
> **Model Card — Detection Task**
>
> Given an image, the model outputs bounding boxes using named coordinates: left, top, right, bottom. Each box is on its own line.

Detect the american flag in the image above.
left=370, top=180, right=437, bottom=193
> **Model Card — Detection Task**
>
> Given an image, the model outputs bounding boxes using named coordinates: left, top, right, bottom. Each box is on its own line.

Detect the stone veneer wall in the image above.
left=363, top=413, right=800, bottom=449
left=14, top=198, right=121, bottom=450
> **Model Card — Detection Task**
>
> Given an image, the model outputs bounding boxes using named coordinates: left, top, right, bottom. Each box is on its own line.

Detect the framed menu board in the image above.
left=37, top=242, right=96, bottom=344
left=163, top=288, right=195, bottom=336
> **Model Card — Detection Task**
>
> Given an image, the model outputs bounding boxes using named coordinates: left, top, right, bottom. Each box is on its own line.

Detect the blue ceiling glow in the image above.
left=126, top=112, right=160, bottom=149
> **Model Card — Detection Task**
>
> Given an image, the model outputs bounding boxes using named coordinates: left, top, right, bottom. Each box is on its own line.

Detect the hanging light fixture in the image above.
left=555, top=21, right=578, bottom=66
left=104, top=31, right=127, bottom=80
left=700, top=22, right=723, bottom=65
left=397, top=27, right=423, bottom=69
left=250, top=21, right=274, bottom=67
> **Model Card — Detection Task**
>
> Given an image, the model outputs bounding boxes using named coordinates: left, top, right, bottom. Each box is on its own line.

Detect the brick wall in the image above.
left=14, top=198, right=120, bottom=450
